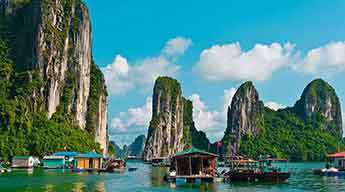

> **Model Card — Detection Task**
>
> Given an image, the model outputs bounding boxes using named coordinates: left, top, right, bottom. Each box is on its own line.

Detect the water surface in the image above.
left=0, top=162, right=344, bottom=192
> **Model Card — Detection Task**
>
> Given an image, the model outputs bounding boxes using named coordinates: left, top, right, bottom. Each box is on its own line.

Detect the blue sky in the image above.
left=85, top=0, right=345, bottom=146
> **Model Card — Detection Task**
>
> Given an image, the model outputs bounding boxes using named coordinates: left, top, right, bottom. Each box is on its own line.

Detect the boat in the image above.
left=126, top=156, right=143, bottom=161
left=105, top=159, right=126, bottom=172
left=313, top=152, right=345, bottom=177
left=0, top=163, right=11, bottom=173
left=128, top=167, right=138, bottom=172
left=223, top=157, right=290, bottom=183
left=151, top=157, right=170, bottom=167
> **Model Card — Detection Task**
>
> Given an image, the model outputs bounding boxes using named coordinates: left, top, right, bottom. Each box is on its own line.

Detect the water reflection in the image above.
left=151, top=166, right=168, bottom=186
left=43, top=184, right=55, bottom=192
left=2, top=162, right=345, bottom=192
left=173, top=182, right=218, bottom=191
left=95, top=181, right=106, bottom=192
left=72, top=182, right=86, bottom=192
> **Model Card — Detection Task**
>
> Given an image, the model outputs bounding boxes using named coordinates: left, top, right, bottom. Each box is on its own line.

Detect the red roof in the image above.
left=328, top=152, right=345, bottom=158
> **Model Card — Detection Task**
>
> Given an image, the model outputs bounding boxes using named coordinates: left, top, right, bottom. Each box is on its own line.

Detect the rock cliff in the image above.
left=183, top=98, right=211, bottom=151
left=292, top=79, right=342, bottom=136
left=223, top=81, right=264, bottom=156
left=222, top=79, right=343, bottom=160
left=119, top=135, right=146, bottom=158
left=1, top=0, right=108, bottom=154
left=143, top=77, right=186, bottom=161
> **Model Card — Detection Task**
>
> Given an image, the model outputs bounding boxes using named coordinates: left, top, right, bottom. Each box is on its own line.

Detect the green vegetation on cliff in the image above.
left=239, top=107, right=344, bottom=161
left=86, top=62, right=107, bottom=136
left=0, top=35, right=100, bottom=159
left=0, top=1, right=102, bottom=160
left=147, top=76, right=182, bottom=138
left=183, top=98, right=211, bottom=151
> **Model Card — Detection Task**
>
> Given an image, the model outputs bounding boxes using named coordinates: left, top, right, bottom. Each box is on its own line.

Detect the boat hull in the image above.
left=225, top=171, right=290, bottom=182
left=313, top=169, right=345, bottom=177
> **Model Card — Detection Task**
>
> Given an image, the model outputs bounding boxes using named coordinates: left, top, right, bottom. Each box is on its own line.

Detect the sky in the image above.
left=84, top=0, right=345, bottom=147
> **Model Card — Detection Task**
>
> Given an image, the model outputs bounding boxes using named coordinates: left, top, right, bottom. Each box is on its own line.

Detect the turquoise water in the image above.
left=0, top=162, right=345, bottom=192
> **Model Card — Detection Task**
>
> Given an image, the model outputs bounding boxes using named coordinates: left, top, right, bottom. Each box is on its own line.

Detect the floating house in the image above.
left=43, top=156, right=65, bottom=169
left=75, top=152, right=103, bottom=170
left=314, top=152, right=345, bottom=177
left=53, top=151, right=79, bottom=168
left=168, top=147, right=218, bottom=183
left=328, top=152, right=345, bottom=170
left=11, top=156, right=35, bottom=168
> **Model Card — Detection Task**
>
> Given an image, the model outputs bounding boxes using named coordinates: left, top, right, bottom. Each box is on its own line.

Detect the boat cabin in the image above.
left=170, top=147, right=218, bottom=182
left=228, top=159, right=260, bottom=170
left=105, top=159, right=126, bottom=172
left=328, top=152, right=345, bottom=170
left=43, top=156, right=65, bottom=169
left=75, top=152, right=103, bottom=170
left=11, top=156, right=35, bottom=168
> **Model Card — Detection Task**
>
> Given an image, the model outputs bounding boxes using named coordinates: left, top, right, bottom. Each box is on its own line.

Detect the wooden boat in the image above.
left=223, top=158, right=290, bottom=183
left=105, top=159, right=126, bottom=172
left=151, top=157, right=170, bottom=167
left=128, top=167, right=138, bottom=172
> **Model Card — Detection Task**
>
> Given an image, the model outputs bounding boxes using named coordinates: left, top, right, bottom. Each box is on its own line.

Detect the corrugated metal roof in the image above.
left=43, top=156, right=65, bottom=160
left=174, top=147, right=218, bottom=157
left=53, top=152, right=79, bottom=157
left=13, top=156, right=32, bottom=159
left=76, top=152, right=103, bottom=158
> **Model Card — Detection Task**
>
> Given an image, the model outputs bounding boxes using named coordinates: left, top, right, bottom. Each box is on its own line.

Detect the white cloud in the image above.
left=110, top=97, right=152, bottom=134
left=222, top=88, right=237, bottom=113
left=190, top=94, right=221, bottom=132
left=189, top=88, right=237, bottom=142
left=163, top=37, right=192, bottom=58
left=195, top=42, right=296, bottom=82
left=295, top=42, right=345, bottom=76
left=265, top=101, right=286, bottom=111
left=103, top=37, right=191, bottom=96
left=132, top=56, right=180, bottom=86
left=103, top=55, right=134, bottom=96
left=195, top=41, right=345, bottom=82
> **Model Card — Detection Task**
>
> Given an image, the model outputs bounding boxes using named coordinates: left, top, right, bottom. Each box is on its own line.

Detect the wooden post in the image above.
left=175, top=158, right=178, bottom=175
left=201, top=157, right=203, bottom=176
left=189, top=156, right=192, bottom=175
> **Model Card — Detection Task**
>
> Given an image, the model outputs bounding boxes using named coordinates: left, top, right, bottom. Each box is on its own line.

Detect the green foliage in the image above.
left=153, top=76, right=181, bottom=117
left=86, top=62, right=107, bottom=136
left=108, top=144, right=115, bottom=157
left=239, top=107, right=344, bottom=161
left=183, top=98, right=211, bottom=151
left=0, top=9, right=101, bottom=160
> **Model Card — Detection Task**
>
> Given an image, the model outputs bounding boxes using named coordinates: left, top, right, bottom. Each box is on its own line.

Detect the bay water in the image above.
left=0, top=162, right=344, bottom=191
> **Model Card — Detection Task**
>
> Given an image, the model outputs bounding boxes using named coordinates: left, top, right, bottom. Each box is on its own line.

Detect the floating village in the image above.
left=2, top=148, right=345, bottom=186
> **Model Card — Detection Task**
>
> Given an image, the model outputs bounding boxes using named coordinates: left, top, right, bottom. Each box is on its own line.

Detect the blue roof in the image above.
left=76, top=152, right=103, bottom=158
left=53, top=152, right=79, bottom=157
